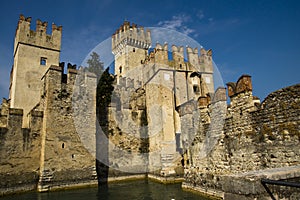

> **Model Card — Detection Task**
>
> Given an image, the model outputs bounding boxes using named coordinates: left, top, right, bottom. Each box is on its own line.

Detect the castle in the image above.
left=0, top=15, right=299, bottom=199
left=0, top=14, right=215, bottom=194
left=105, top=21, right=214, bottom=176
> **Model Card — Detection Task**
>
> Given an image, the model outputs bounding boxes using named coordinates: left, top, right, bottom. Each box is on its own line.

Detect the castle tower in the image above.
left=112, top=21, right=151, bottom=83
left=9, top=14, right=62, bottom=127
left=153, top=43, right=168, bottom=65
left=198, top=48, right=214, bottom=94
left=186, top=47, right=199, bottom=69
left=171, top=45, right=185, bottom=69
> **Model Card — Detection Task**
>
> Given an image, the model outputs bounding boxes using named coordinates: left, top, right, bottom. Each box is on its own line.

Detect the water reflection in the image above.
left=1, top=180, right=210, bottom=200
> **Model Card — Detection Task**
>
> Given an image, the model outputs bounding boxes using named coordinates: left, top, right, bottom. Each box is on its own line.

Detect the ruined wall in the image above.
left=249, top=85, right=300, bottom=169
left=183, top=75, right=300, bottom=199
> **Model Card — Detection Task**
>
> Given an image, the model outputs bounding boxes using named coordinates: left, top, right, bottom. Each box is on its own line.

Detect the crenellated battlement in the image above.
left=10, top=14, right=62, bottom=123
left=0, top=98, right=43, bottom=130
left=170, top=45, right=185, bottom=69
left=226, top=74, right=253, bottom=98
left=112, top=21, right=151, bottom=55
left=40, top=64, right=97, bottom=103
left=146, top=43, right=169, bottom=65
left=212, top=87, right=227, bottom=102
left=141, top=43, right=213, bottom=72
left=14, top=14, right=62, bottom=55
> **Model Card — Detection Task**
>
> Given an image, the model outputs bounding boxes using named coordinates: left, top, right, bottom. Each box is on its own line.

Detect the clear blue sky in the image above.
left=0, top=0, right=299, bottom=101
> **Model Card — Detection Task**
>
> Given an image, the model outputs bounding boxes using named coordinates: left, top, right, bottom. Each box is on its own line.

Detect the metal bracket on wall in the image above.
left=261, top=178, right=300, bottom=200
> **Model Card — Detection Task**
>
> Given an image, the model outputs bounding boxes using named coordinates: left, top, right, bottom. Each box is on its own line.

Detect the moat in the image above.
left=0, top=180, right=211, bottom=200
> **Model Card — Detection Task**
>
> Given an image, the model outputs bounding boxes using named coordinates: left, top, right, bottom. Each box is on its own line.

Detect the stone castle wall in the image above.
left=0, top=64, right=97, bottom=194
left=142, top=43, right=214, bottom=95
left=108, top=21, right=215, bottom=178
left=37, top=65, right=97, bottom=191
left=183, top=75, right=300, bottom=199
left=0, top=103, right=43, bottom=194
left=102, top=81, right=149, bottom=175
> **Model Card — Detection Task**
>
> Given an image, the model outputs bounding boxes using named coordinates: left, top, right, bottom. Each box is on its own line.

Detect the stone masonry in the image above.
left=37, top=65, right=97, bottom=192
left=10, top=14, right=62, bottom=127
left=183, top=75, right=300, bottom=199
left=110, top=21, right=215, bottom=177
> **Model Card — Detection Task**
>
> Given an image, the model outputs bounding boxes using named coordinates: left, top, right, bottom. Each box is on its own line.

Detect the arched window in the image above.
left=193, top=85, right=200, bottom=93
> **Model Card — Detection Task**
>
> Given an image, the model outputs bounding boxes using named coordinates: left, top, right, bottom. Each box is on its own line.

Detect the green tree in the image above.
left=95, top=67, right=114, bottom=183
left=96, top=67, right=115, bottom=126
left=87, top=52, right=104, bottom=80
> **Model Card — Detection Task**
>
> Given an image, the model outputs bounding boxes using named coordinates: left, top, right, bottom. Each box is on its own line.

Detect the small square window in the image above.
left=40, top=57, right=47, bottom=66
left=205, top=77, right=211, bottom=84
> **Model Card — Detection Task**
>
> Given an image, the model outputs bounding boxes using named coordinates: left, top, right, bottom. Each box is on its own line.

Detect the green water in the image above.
left=1, top=180, right=211, bottom=200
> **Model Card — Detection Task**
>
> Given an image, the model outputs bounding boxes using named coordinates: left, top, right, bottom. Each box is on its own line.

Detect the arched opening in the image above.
left=193, top=85, right=200, bottom=93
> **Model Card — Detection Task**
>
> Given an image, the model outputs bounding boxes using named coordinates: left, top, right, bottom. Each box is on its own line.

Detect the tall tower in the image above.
left=112, top=21, right=151, bottom=83
left=9, top=14, right=62, bottom=126
left=199, top=48, right=214, bottom=94
left=186, top=47, right=214, bottom=95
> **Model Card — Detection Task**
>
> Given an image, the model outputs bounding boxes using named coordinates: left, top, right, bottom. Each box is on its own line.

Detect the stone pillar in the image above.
left=38, top=65, right=97, bottom=191
left=146, top=68, right=178, bottom=176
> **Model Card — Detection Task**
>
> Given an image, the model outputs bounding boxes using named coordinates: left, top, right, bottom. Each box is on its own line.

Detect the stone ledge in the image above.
left=67, top=68, right=78, bottom=74
left=30, top=110, right=43, bottom=117
left=49, top=65, right=63, bottom=72
left=9, top=108, right=23, bottom=116
left=107, top=174, right=147, bottom=183
left=227, top=165, right=300, bottom=180
left=221, top=165, right=300, bottom=197
left=40, top=180, right=98, bottom=192
left=0, top=183, right=36, bottom=196
left=148, top=174, right=184, bottom=183
left=182, top=182, right=224, bottom=199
